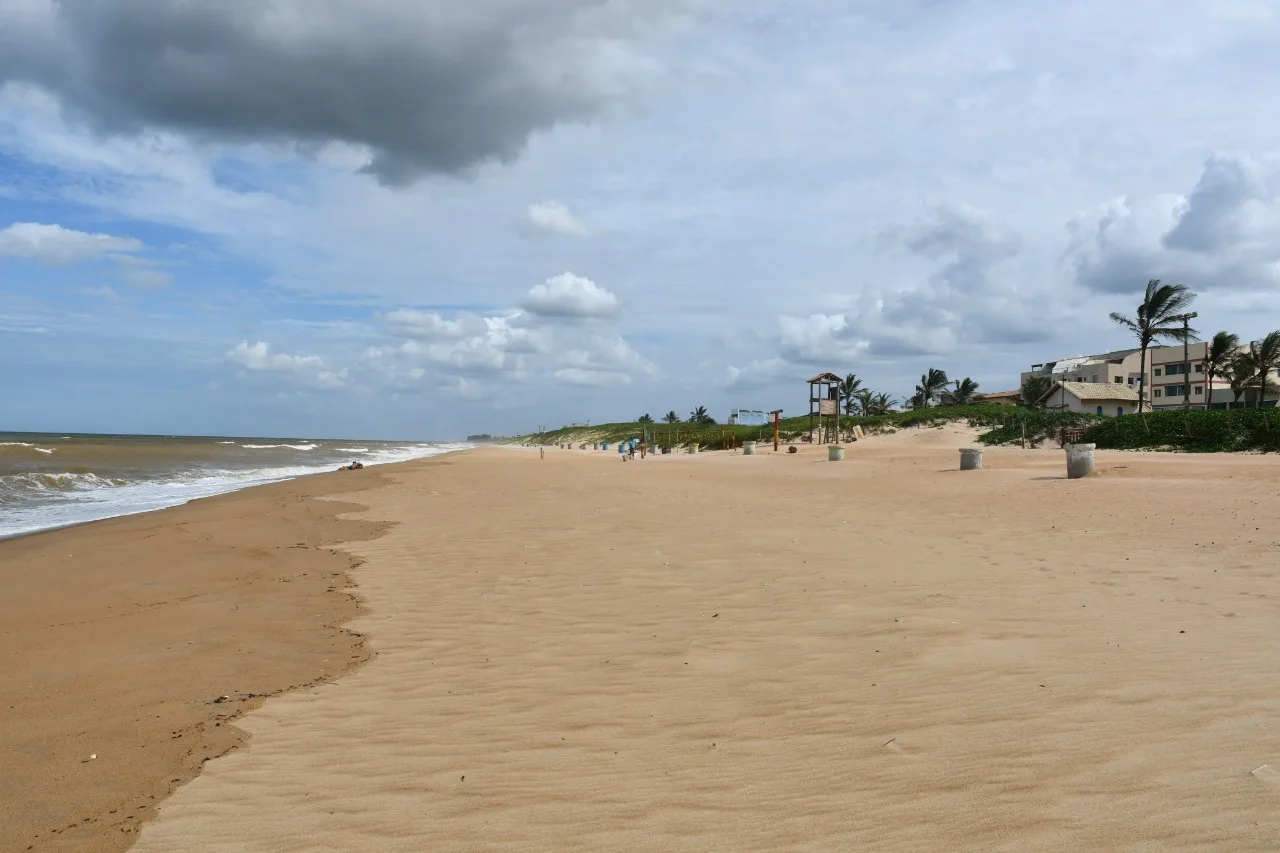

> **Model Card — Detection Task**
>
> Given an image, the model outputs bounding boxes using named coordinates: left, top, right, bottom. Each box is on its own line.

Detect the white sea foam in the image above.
left=241, top=443, right=319, bottom=450
left=0, top=442, right=55, bottom=454
left=335, top=447, right=370, bottom=453
left=0, top=442, right=468, bottom=538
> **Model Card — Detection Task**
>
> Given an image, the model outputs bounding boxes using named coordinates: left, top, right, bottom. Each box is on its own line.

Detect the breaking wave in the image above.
left=0, top=440, right=468, bottom=538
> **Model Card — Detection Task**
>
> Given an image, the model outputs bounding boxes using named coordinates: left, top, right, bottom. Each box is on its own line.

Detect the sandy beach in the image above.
left=8, top=433, right=1280, bottom=850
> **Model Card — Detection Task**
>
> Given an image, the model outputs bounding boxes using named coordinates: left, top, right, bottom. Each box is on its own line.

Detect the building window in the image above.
left=1096, top=406, right=1104, bottom=415
left=1154, top=389, right=1162, bottom=397
left=1195, top=363, right=1204, bottom=373
left=1117, top=407, right=1124, bottom=416
left=1154, top=368, right=1162, bottom=376
left=1114, top=376, right=1122, bottom=383
left=1194, top=386, right=1203, bottom=395
left=1091, top=374, right=1098, bottom=383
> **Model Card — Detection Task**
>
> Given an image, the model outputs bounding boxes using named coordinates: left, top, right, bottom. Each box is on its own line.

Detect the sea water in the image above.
left=0, top=433, right=467, bottom=539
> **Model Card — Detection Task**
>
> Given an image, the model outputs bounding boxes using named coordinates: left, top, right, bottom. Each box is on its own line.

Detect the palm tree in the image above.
left=914, top=368, right=949, bottom=407
left=854, top=388, right=875, bottom=417
left=1020, top=375, right=1052, bottom=409
left=1227, top=352, right=1256, bottom=407
left=1203, top=331, right=1240, bottom=410
left=663, top=410, right=680, bottom=423
left=940, top=377, right=982, bottom=406
left=869, top=392, right=896, bottom=415
left=839, top=373, right=863, bottom=415
left=1248, top=331, right=1280, bottom=408
left=689, top=405, right=715, bottom=424
left=1109, top=278, right=1198, bottom=412
left=637, top=413, right=654, bottom=424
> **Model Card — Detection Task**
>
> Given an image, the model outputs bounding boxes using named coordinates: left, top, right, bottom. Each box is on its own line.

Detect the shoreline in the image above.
left=0, top=443, right=468, bottom=542
left=0, top=460, right=421, bottom=852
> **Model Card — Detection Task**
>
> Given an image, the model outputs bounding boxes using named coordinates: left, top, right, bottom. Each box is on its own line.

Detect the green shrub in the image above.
left=1082, top=408, right=1280, bottom=452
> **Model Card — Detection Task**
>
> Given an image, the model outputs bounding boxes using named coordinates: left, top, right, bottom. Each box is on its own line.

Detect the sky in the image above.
left=3, top=0, right=1280, bottom=440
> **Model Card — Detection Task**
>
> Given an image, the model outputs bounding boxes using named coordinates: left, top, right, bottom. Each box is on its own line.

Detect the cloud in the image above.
left=364, top=288, right=652, bottom=391
left=225, top=340, right=345, bottom=389
left=554, top=367, right=631, bottom=387
left=384, top=310, right=465, bottom=340
left=1065, top=153, right=1280, bottom=296
left=525, top=201, right=588, bottom=237
left=522, top=272, right=619, bottom=318
left=0, top=221, right=141, bottom=264
left=0, top=0, right=699, bottom=185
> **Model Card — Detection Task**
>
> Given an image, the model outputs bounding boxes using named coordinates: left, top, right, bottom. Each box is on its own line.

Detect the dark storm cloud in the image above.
left=0, top=0, right=696, bottom=184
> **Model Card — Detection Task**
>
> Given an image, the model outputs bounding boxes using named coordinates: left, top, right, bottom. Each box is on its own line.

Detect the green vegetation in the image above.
left=514, top=406, right=1105, bottom=450
left=840, top=373, right=862, bottom=415
left=1019, top=374, right=1050, bottom=409
left=911, top=368, right=949, bottom=408
left=940, top=377, right=983, bottom=406
left=689, top=405, right=716, bottom=425
left=1083, top=408, right=1280, bottom=453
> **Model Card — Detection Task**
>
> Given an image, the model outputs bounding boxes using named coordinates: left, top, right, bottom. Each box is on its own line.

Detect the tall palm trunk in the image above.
left=1260, top=364, right=1270, bottom=409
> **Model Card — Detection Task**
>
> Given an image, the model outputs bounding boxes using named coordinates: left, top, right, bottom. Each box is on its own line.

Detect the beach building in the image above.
left=728, top=408, right=770, bottom=426
left=1144, top=341, right=1280, bottom=409
left=1022, top=342, right=1280, bottom=410
left=1041, top=381, right=1139, bottom=416
left=1021, top=348, right=1144, bottom=390
left=982, top=390, right=1022, bottom=406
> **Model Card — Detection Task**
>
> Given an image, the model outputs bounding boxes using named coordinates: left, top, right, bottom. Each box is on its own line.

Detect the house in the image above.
left=1040, top=381, right=1139, bottom=416
left=982, top=390, right=1022, bottom=406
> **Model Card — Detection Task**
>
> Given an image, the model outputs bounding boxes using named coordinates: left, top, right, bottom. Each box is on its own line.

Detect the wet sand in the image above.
left=129, top=438, right=1279, bottom=851
left=0, top=470, right=388, bottom=852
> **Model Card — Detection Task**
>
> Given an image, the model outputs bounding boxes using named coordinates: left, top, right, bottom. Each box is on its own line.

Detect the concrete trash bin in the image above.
left=959, top=448, right=983, bottom=470
left=828, top=445, right=845, bottom=461
left=687, top=444, right=700, bottom=455
left=1065, top=443, right=1096, bottom=479
left=742, top=441, right=756, bottom=456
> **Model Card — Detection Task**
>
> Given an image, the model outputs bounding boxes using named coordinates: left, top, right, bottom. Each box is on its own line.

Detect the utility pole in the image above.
left=1174, top=312, right=1199, bottom=410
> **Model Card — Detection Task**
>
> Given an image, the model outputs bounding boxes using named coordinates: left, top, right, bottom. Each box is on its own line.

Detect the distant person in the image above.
left=540, top=446, right=545, bottom=460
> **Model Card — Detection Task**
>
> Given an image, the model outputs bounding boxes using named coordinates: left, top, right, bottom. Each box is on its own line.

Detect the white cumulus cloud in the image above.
left=522, top=272, right=619, bottom=318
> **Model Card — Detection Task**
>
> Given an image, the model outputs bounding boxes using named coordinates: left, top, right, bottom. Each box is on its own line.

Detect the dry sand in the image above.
left=118, top=439, right=1280, bottom=851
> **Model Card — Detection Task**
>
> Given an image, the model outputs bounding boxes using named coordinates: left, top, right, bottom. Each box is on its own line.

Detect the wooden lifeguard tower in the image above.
left=807, top=372, right=842, bottom=444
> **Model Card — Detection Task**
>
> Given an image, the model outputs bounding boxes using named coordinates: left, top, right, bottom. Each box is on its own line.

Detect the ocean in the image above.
left=0, top=433, right=467, bottom=539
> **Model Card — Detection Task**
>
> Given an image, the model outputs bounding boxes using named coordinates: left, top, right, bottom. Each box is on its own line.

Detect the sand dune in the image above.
left=125, top=441, right=1280, bottom=851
